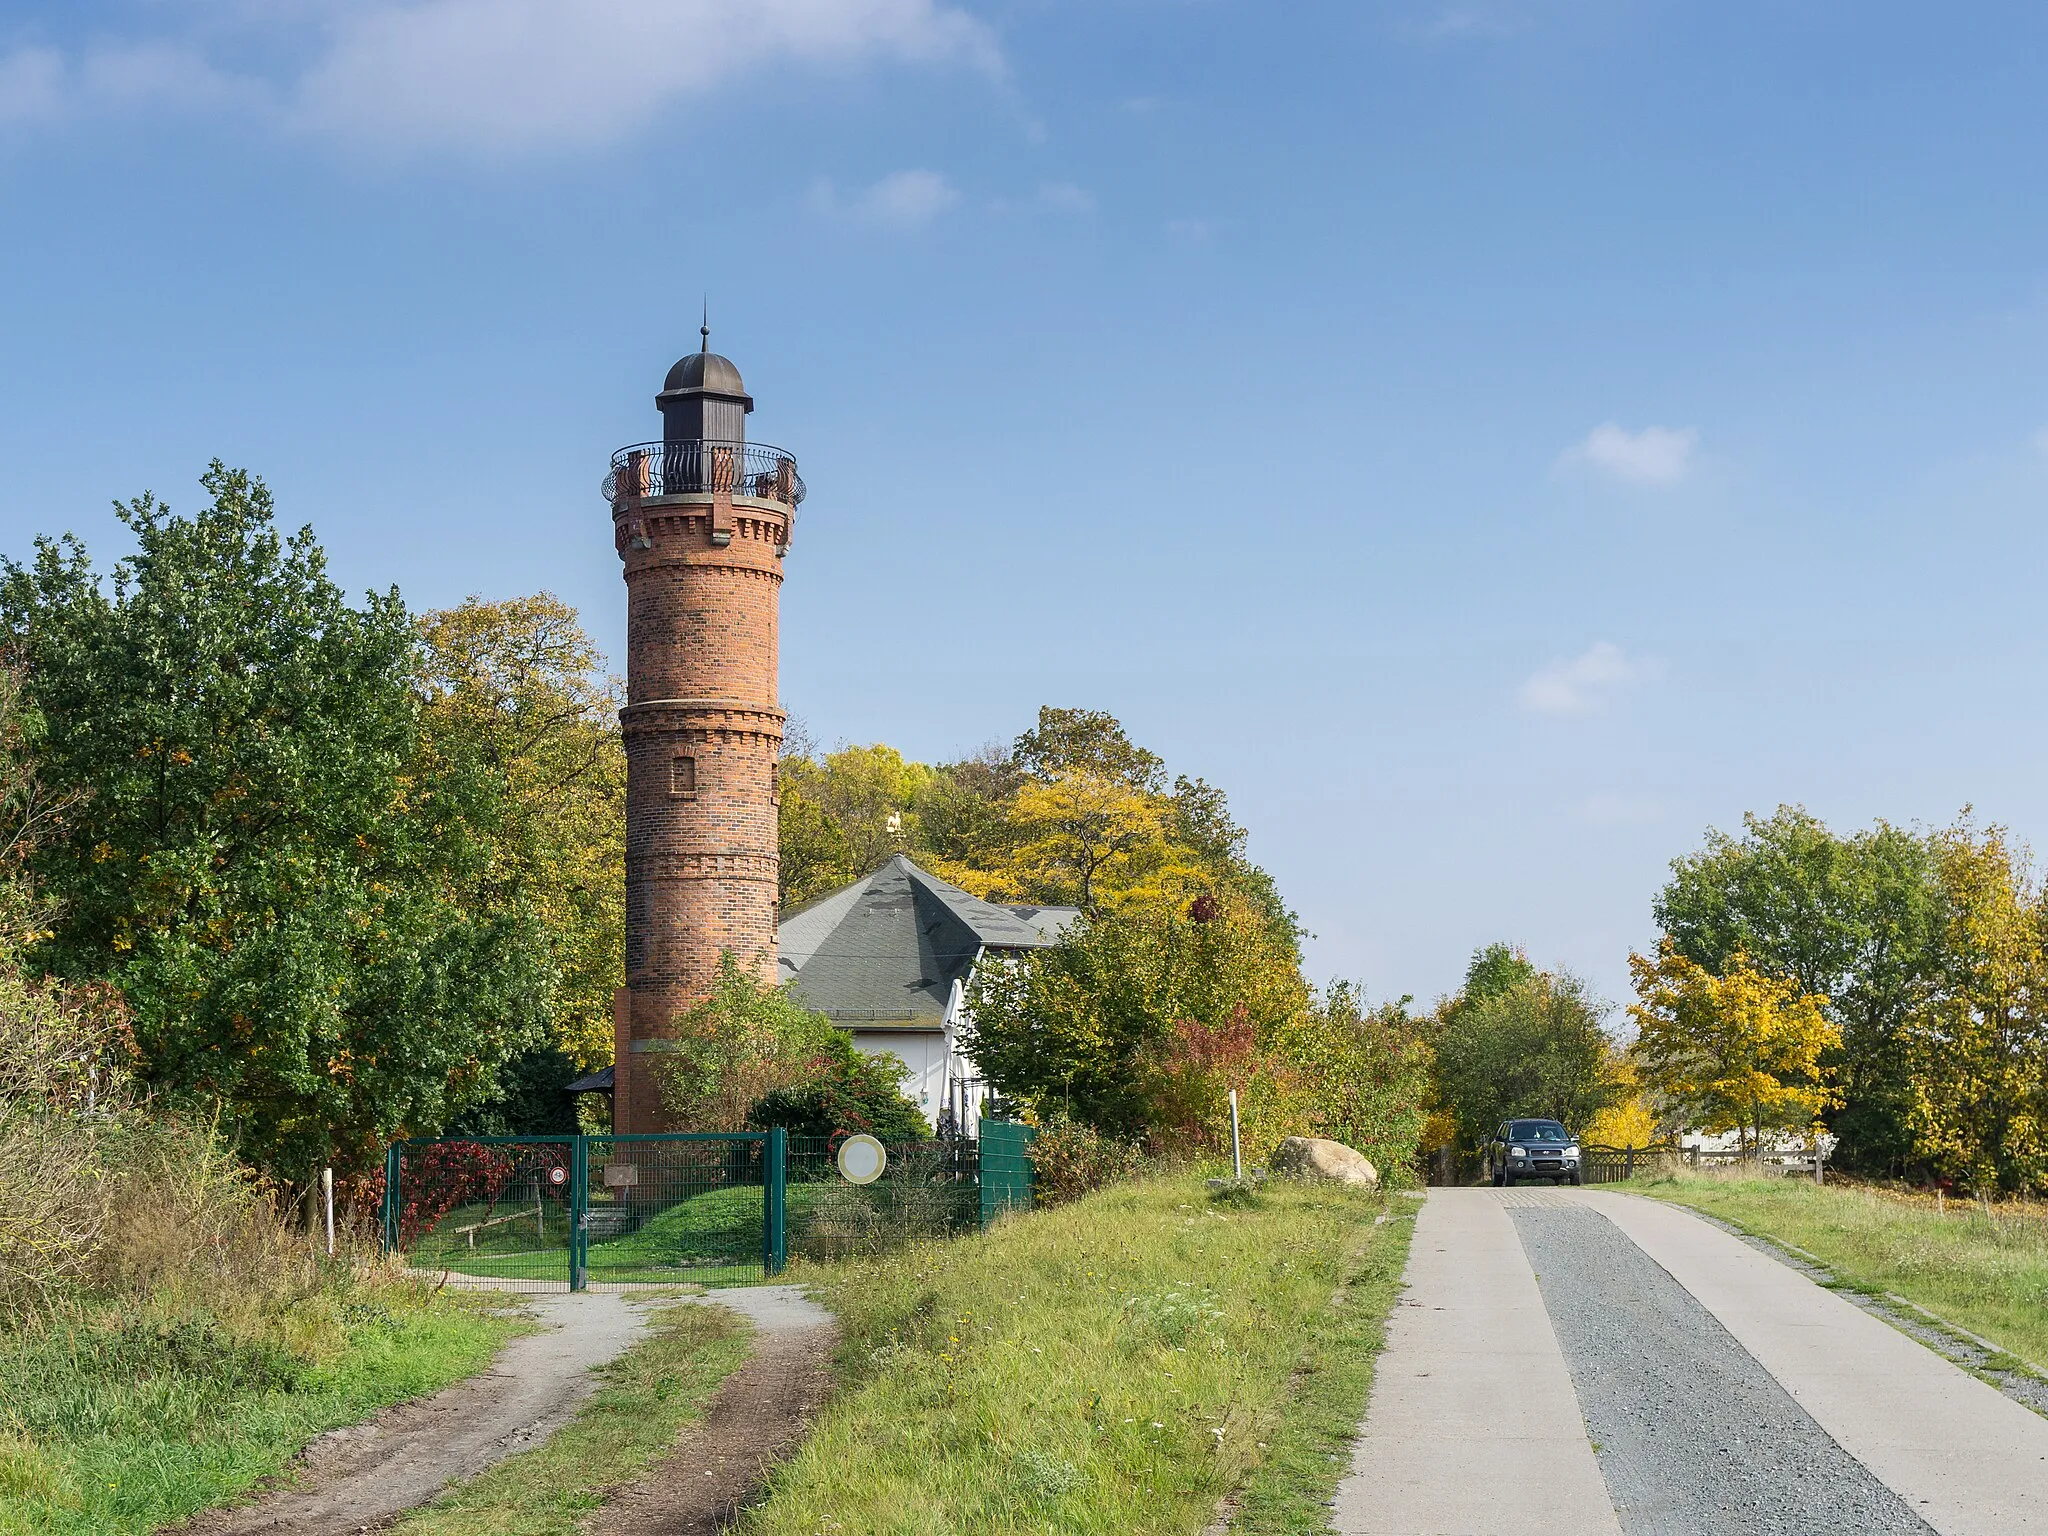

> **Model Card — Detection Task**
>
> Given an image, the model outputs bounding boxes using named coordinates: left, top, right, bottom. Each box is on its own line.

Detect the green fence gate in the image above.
left=381, top=1130, right=786, bottom=1291
left=979, top=1120, right=1036, bottom=1225
left=382, top=1123, right=1035, bottom=1290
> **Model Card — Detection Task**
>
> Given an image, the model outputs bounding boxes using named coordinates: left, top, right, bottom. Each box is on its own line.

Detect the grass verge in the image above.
left=0, top=1280, right=516, bottom=1536
left=1227, top=1199, right=1415, bottom=1535
left=1634, top=1172, right=2048, bottom=1367
left=391, top=1300, right=753, bottom=1536
left=734, top=1173, right=1409, bottom=1536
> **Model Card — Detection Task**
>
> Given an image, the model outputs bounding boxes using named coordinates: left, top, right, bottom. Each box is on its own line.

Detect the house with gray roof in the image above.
left=778, top=854, right=1080, bottom=1132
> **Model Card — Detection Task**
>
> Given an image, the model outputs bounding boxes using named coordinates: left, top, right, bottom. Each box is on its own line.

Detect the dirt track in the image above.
left=176, top=1285, right=833, bottom=1536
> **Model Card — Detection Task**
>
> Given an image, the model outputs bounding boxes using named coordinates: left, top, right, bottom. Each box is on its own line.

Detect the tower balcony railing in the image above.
left=605, top=441, right=805, bottom=509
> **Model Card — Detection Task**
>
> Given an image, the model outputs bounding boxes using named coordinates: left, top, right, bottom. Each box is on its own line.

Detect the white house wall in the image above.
left=850, top=1030, right=947, bottom=1128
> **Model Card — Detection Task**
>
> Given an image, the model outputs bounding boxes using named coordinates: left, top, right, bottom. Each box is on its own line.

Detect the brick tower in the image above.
left=607, top=327, right=803, bottom=1133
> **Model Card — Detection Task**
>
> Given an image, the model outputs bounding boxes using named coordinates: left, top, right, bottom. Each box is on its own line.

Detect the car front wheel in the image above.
left=1569, top=1170, right=1583, bottom=1186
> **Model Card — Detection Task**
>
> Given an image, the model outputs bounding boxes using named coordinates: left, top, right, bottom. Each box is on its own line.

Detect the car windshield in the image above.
left=1511, top=1121, right=1567, bottom=1142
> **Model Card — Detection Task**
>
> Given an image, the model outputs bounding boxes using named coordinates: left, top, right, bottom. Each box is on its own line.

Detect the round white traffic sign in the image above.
left=836, top=1134, right=887, bottom=1185
left=549, top=1166, right=567, bottom=1185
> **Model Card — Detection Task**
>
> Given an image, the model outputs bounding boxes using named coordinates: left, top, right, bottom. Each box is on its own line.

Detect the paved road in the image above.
left=1333, top=1188, right=2048, bottom=1536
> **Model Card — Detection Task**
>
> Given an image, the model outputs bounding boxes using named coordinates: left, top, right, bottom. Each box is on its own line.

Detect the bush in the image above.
left=1029, top=1118, right=1142, bottom=1207
left=0, top=955, right=354, bottom=1332
left=746, top=1048, right=930, bottom=1145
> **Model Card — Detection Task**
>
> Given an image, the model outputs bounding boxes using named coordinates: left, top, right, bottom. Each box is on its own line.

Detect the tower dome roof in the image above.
left=662, top=349, right=748, bottom=397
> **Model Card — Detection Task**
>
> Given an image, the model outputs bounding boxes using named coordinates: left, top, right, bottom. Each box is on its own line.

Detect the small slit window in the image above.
left=671, top=754, right=697, bottom=797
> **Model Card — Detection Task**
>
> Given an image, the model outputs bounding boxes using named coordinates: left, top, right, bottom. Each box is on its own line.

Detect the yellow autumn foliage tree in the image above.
left=1581, top=1061, right=1661, bottom=1148
left=1904, top=820, right=2048, bottom=1193
left=1628, top=943, right=1839, bottom=1157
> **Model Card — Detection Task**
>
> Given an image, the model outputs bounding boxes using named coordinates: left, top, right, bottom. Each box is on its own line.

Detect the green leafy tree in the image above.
left=0, top=465, right=549, bottom=1186
left=963, top=887, right=1310, bottom=1142
left=417, top=595, right=626, bottom=1127
left=1429, top=948, right=1618, bottom=1150
left=1655, top=806, right=1940, bottom=1173
left=1262, top=982, right=1433, bottom=1173
left=777, top=744, right=934, bottom=910
left=659, top=953, right=849, bottom=1131
left=1904, top=821, right=2048, bottom=1193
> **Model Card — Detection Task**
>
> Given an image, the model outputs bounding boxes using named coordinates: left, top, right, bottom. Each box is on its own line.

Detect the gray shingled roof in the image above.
left=778, top=855, right=1079, bottom=1025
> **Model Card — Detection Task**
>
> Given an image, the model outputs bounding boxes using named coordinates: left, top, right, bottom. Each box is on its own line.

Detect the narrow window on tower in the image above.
left=671, top=754, right=697, bottom=797
left=769, top=760, right=779, bottom=803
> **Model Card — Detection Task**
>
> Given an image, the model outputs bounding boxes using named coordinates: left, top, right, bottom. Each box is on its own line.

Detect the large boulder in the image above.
left=1270, top=1136, right=1380, bottom=1188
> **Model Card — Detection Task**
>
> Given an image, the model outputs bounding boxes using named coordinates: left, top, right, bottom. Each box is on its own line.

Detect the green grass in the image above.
left=415, top=1184, right=839, bottom=1286
left=390, top=1301, right=753, bottom=1536
left=734, top=1174, right=1409, bottom=1536
left=1227, top=1202, right=1415, bottom=1535
left=0, top=1281, right=517, bottom=1536
left=1635, top=1172, right=2048, bottom=1367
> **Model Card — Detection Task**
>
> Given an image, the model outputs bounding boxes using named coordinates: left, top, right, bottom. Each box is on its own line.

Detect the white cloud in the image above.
left=989, top=180, right=1093, bottom=216
left=1559, top=422, right=1698, bottom=487
left=1427, top=8, right=1519, bottom=39
left=1033, top=180, right=1092, bottom=213
left=856, top=168, right=955, bottom=224
left=296, top=0, right=996, bottom=153
left=0, top=41, right=243, bottom=124
left=1, top=0, right=997, bottom=154
left=812, top=168, right=956, bottom=226
left=1518, top=641, right=1659, bottom=717
left=0, top=48, right=65, bottom=125
left=1165, top=217, right=1212, bottom=244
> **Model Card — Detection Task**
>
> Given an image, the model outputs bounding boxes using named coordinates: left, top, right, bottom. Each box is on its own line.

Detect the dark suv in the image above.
left=1486, top=1118, right=1582, bottom=1186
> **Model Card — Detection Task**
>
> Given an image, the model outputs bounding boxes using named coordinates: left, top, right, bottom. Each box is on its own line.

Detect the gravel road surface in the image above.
left=1512, top=1202, right=1934, bottom=1536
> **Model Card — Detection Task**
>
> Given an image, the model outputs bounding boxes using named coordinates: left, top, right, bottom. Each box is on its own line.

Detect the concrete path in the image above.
left=1590, top=1191, right=2048, bottom=1534
left=1334, top=1188, right=2048, bottom=1536
left=1331, top=1188, right=1622, bottom=1535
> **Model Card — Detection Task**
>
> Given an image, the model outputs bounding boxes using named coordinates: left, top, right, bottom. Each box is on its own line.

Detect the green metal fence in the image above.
left=382, top=1131, right=785, bottom=1291
left=980, top=1120, right=1036, bottom=1225
left=381, top=1123, right=1034, bottom=1290
left=783, top=1135, right=982, bottom=1261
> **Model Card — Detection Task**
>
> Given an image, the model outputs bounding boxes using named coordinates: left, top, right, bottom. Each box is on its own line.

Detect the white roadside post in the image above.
left=322, top=1167, right=335, bottom=1259
left=1229, top=1090, right=1243, bottom=1180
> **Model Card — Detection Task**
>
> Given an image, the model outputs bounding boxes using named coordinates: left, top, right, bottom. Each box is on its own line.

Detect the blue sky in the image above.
left=4, top=1, right=2047, bottom=1014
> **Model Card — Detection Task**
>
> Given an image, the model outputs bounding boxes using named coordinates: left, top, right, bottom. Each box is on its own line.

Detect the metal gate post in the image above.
left=382, top=1142, right=402, bottom=1256
left=570, top=1135, right=588, bottom=1291
left=764, top=1128, right=788, bottom=1276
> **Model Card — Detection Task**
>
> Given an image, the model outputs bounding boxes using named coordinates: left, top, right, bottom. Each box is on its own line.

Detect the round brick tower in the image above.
left=607, top=327, right=803, bottom=1133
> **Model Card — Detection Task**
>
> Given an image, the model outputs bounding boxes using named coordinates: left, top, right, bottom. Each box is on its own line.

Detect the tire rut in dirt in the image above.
left=1511, top=1205, right=1932, bottom=1536
left=589, top=1321, right=835, bottom=1536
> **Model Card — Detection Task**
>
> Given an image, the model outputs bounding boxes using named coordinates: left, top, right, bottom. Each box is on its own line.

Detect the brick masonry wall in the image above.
left=614, top=491, right=789, bottom=1133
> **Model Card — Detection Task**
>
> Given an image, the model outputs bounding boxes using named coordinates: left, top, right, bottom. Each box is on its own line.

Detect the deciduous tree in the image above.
left=1655, top=806, right=1939, bottom=1173
left=418, top=594, right=625, bottom=1073
left=1628, top=942, right=1839, bottom=1158
left=1904, top=821, right=2048, bottom=1193
left=1430, top=951, right=1618, bottom=1149
left=1, top=465, right=549, bottom=1184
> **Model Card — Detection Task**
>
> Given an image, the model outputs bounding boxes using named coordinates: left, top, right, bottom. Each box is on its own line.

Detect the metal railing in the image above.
left=380, top=1124, right=1036, bottom=1289
left=380, top=1131, right=785, bottom=1292
left=605, top=440, right=805, bottom=507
